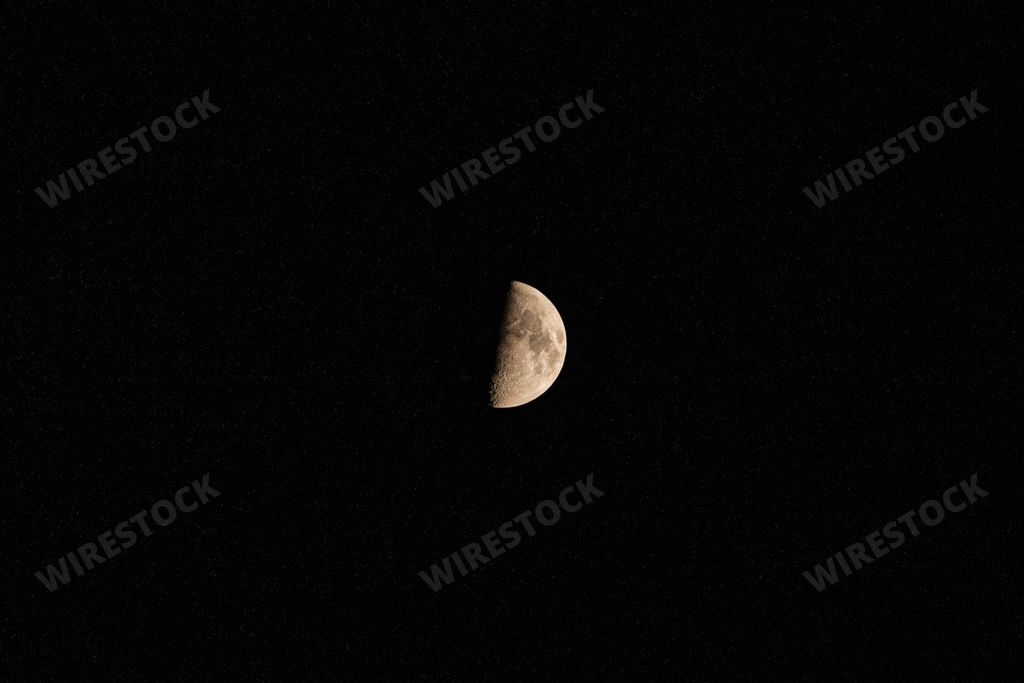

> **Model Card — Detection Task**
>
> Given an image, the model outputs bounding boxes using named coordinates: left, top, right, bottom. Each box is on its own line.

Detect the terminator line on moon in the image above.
left=489, top=281, right=567, bottom=408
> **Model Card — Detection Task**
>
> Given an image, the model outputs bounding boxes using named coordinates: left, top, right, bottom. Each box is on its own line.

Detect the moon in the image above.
left=489, top=281, right=567, bottom=408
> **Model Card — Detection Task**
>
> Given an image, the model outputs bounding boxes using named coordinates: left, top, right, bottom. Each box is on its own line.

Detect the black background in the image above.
left=4, top=4, right=1022, bottom=679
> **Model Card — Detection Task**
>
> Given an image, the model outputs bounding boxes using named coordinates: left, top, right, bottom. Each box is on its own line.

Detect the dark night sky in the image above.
left=4, top=4, right=1022, bottom=679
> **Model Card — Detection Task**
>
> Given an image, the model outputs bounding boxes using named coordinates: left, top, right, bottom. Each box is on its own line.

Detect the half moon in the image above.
left=489, top=281, right=567, bottom=408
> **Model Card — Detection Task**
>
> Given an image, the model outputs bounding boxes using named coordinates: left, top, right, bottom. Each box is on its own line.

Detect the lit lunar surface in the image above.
left=489, top=281, right=567, bottom=408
